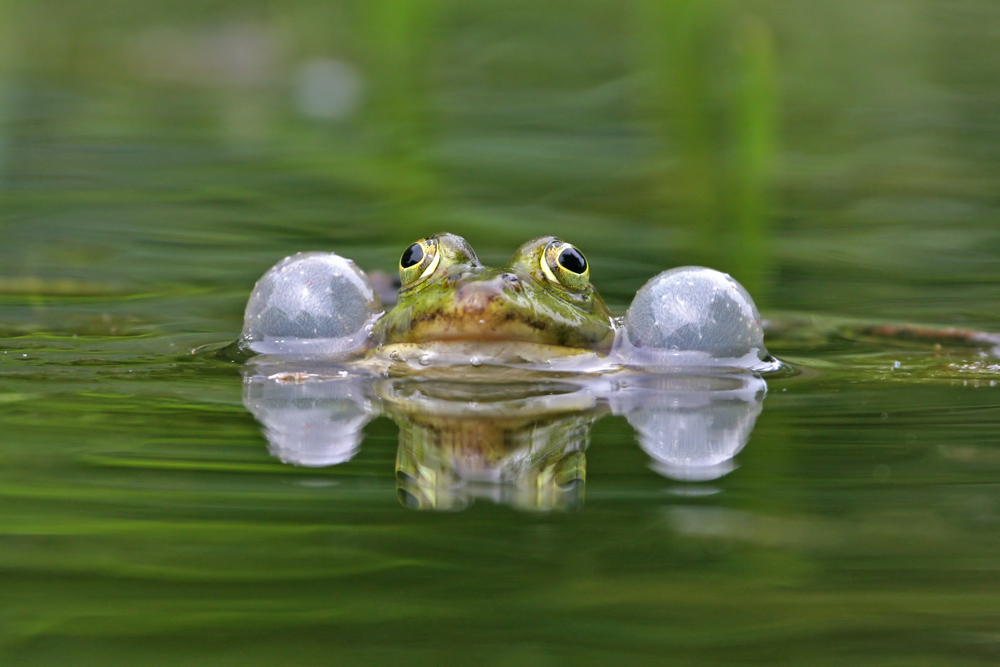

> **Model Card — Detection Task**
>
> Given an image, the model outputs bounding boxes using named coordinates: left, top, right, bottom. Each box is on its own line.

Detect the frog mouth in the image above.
left=406, top=283, right=557, bottom=344
left=405, top=316, right=555, bottom=346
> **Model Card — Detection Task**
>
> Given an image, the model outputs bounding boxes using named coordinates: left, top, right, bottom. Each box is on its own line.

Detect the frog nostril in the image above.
left=501, top=272, right=522, bottom=291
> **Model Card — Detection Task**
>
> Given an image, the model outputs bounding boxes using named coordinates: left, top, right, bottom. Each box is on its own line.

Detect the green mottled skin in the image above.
left=373, top=234, right=617, bottom=353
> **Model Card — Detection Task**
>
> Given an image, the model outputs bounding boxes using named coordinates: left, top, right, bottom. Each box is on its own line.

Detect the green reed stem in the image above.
left=731, top=16, right=777, bottom=301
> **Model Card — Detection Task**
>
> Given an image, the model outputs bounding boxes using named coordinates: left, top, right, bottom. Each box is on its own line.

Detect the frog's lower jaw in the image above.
left=361, top=340, right=620, bottom=377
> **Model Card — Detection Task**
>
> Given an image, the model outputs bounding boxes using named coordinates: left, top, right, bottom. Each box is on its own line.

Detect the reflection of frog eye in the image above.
left=399, top=238, right=441, bottom=287
left=541, top=240, right=590, bottom=291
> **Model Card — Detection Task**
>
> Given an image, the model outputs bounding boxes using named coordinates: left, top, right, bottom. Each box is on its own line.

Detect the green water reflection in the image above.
left=2, top=0, right=1000, bottom=664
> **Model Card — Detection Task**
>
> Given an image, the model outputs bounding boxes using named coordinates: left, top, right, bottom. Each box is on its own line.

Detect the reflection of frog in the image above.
left=241, top=369, right=768, bottom=511
left=241, top=233, right=774, bottom=372
left=385, top=380, right=594, bottom=511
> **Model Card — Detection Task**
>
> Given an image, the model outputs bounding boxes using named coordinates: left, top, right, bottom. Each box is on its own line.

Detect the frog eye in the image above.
left=399, top=237, right=441, bottom=287
left=541, top=240, right=590, bottom=291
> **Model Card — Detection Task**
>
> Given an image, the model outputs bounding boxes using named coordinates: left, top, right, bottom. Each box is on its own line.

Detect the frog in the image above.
left=239, top=232, right=775, bottom=374
left=376, top=233, right=614, bottom=347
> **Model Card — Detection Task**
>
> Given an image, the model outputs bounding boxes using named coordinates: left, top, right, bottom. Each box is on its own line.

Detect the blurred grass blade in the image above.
left=732, top=16, right=778, bottom=300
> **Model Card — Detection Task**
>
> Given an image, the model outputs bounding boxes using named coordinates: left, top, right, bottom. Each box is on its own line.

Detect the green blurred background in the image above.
left=2, top=0, right=997, bottom=328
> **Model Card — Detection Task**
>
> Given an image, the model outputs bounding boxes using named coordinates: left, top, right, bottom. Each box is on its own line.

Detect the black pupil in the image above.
left=558, top=247, right=587, bottom=274
left=400, top=243, right=424, bottom=269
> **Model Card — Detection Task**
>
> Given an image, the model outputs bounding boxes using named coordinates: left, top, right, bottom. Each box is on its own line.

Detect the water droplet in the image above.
left=418, top=355, right=432, bottom=366
left=470, top=356, right=482, bottom=367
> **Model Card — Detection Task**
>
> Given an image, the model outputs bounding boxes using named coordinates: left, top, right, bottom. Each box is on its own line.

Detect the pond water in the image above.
left=2, top=1, right=1000, bottom=665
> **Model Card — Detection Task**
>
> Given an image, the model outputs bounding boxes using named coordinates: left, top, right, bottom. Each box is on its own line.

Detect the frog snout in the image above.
left=454, top=275, right=521, bottom=313
left=455, top=281, right=503, bottom=310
